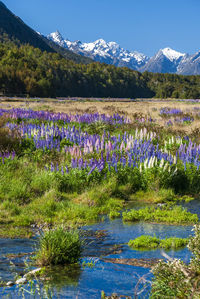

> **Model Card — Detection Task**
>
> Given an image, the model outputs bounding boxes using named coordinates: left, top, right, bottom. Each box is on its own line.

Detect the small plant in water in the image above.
left=128, top=235, right=188, bottom=250
left=35, top=227, right=82, bottom=266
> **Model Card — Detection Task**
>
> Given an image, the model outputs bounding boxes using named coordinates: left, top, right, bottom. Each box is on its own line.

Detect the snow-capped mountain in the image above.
left=140, top=47, right=186, bottom=73
left=47, top=31, right=149, bottom=69
left=161, top=48, right=185, bottom=62
left=177, top=51, right=200, bottom=75
left=47, top=31, right=200, bottom=75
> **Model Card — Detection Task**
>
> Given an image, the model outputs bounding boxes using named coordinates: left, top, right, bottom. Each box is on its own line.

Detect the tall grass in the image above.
left=35, top=227, right=81, bottom=266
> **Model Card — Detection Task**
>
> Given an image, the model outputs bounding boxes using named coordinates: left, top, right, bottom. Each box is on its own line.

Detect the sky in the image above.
left=2, top=0, right=200, bottom=56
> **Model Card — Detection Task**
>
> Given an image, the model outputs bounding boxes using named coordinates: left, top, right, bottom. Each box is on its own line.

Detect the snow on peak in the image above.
left=94, top=39, right=107, bottom=45
left=47, top=31, right=149, bottom=68
left=161, top=47, right=185, bottom=61
left=47, top=31, right=67, bottom=47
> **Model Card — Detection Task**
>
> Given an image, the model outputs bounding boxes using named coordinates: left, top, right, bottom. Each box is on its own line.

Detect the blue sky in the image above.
left=3, top=0, right=200, bottom=56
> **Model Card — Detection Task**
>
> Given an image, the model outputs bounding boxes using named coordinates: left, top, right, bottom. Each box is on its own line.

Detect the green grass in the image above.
left=0, top=169, right=125, bottom=228
left=129, top=189, right=176, bottom=203
left=122, top=205, right=198, bottom=224
left=128, top=235, right=189, bottom=250
left=109, top=211, right=121, bottom=220
left=0, top=225, right=33, bottom=238
left=35, top=227, right=81, bottom=266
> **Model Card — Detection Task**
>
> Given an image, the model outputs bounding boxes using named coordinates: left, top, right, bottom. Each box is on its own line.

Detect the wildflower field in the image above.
left=1, top=97, right=200, bottom=297
left=1, top=98, right=200, bottom=230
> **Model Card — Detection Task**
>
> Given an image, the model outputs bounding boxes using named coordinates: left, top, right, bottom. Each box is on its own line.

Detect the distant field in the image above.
left=1, top=97, right=200, bottom=133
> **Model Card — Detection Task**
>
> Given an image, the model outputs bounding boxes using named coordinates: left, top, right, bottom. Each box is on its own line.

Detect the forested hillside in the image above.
left=0, top=1, right=92, bottom=65
left=0, top=42, right=200, bottom=98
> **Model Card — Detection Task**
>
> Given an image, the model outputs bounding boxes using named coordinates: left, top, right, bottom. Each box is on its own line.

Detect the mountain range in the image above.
left=0, top=0, right=200, bottom=76
left=48, top=31, right=200, bottom=75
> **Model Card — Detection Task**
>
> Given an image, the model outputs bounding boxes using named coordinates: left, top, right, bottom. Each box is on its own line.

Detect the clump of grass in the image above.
left=129, top=189, right=176, bottom=203
left=128, top=235, right=188, bottom=250
left=109, top=211, right=121, bottom=220
left=122, top=205, right=198, bottom=224
left=130, top=189, right=194, bottom=204
left=35, top=227, right=81, bottom=266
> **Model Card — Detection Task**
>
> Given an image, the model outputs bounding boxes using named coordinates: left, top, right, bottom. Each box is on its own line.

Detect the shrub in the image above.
left=151, top=225, right=200, bottom=298
left=35, top=227, right=81, bottom=266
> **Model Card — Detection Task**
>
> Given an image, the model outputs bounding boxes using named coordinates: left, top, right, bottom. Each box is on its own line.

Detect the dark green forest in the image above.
left=0, top=42, right=200, bottom=98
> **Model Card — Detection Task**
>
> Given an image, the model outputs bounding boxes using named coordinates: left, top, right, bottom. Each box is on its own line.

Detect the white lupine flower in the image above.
left=148, top=157, right=152, bottom=168
left=173, top=156, right=177, bottom=164
left=135, top=128, right=138, bottom=138
left=139, top=164, right=142, bottom=173
left=159, top=158, right=164, bottom=168
left=144, top=158, right=148, bottom=169
left=140, top=130, right=143, bottom=140
left=163, top=162, right=168, bottom=171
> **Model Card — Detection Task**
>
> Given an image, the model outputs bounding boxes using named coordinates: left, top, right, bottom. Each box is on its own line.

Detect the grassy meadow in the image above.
left=0, top=97, right=200, bottom=238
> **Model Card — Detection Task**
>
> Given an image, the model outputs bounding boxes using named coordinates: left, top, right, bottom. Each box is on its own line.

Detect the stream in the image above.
left=0, top=200, right=199, bottom=298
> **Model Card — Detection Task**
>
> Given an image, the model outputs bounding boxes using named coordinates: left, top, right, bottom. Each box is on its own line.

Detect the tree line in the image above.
left=0, top=42, right=200, bottom=99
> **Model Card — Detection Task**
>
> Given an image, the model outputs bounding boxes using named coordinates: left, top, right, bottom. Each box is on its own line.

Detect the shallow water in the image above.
left=0, top=202, right=197, bottom=298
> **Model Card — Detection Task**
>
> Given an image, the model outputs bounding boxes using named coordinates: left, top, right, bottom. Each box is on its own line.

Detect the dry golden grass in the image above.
left=1, top=97, right=200, bottom=133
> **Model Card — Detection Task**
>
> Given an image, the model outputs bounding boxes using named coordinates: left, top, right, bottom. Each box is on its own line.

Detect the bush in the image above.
left=35, top=227, right=81, bottom=266
left=151, top=225, right=200, bottom=298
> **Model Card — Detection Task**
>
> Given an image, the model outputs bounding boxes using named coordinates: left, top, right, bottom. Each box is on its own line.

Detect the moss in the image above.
left=128, top=235, right=189, bottom=250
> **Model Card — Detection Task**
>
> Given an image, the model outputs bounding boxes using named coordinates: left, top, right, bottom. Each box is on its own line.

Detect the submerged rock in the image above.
left=101, top=291, right=131, bottom=299
left=103, top=258, right=160, bottom=268
left=24, top=267, right=42, bottom=278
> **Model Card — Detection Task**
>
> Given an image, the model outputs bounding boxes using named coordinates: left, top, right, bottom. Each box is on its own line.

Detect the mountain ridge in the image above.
left=48, top=30, right=200, bottom=75
left=0, top=2, right=92, bottom=64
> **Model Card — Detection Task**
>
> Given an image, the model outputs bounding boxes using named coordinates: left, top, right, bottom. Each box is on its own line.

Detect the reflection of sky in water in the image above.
left=0, top=206, right=196, bottom=298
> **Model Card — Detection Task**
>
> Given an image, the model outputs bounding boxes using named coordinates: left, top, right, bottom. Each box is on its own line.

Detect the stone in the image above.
left=6, top=281, right=15, bottom=287
left=24, top=267, right=42, bottom=278
left=15, top=277, right=27, bottom=284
